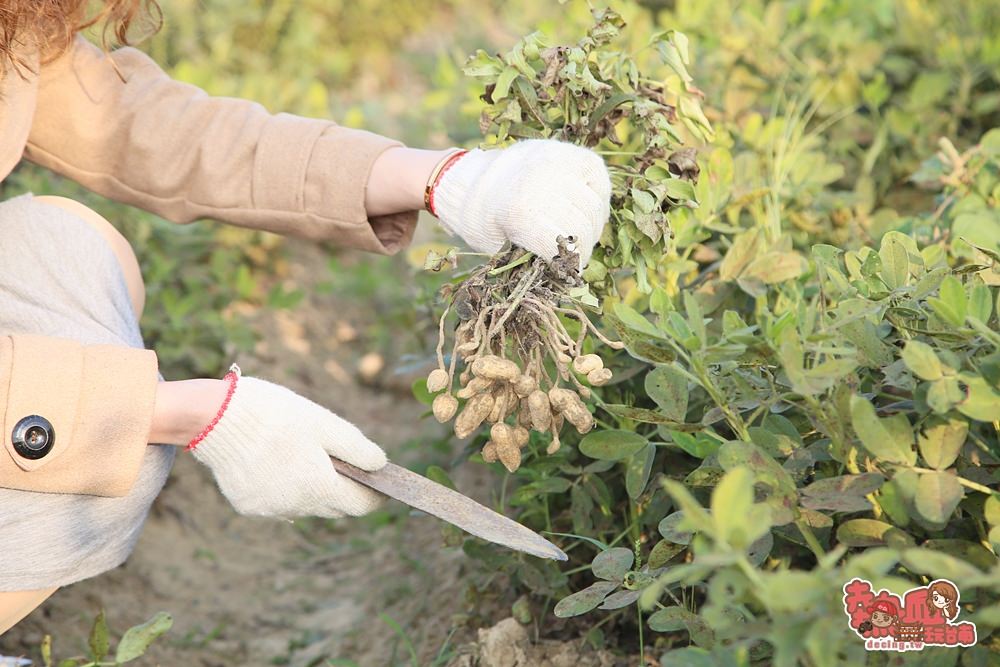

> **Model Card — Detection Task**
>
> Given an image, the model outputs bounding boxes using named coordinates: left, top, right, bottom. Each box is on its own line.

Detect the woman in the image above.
left=925, top=580, right=960, bottom=621
left=0, top=0, right=611, bottom=634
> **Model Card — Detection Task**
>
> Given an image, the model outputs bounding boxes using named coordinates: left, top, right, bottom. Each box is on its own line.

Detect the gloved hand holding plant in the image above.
left=431, top=139, right=613, bottom=269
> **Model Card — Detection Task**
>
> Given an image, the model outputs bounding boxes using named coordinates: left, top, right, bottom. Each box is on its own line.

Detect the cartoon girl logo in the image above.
left=843, top=577, right=977, bottom=650
left=926, top=580, right=960, bottom=622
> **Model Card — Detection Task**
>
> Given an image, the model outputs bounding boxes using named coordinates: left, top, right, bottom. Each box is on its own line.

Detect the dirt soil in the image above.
left=1, top=238, right=486, bottom=666
left=446, top=618, right=627, bottom=667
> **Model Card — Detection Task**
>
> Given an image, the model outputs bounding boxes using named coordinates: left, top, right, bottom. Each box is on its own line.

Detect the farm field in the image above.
left=2, top=1, right=999, bottom=665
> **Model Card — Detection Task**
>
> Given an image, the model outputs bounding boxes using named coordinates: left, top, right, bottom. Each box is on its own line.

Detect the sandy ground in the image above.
left=1, top=238, right=483, bottom=666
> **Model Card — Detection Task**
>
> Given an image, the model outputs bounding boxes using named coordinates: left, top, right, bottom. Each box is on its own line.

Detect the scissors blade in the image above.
left=330, top=458, right=568, bottom=561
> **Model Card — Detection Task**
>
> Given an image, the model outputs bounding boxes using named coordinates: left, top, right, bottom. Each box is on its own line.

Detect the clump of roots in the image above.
left=428, top=236, right=624, bottom=472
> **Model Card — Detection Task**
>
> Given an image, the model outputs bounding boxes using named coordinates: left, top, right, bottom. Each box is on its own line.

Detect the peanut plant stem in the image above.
left=637, top=605, right=645, bottom=665
left=795, top=517, right=826, bottom=562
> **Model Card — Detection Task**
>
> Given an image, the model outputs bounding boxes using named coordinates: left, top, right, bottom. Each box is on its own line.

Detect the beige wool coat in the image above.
left=0, top=35, right=418, bottom=497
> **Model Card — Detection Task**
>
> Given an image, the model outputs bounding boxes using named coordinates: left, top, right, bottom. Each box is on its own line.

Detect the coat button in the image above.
left=12, top=415, right=55, bottom=460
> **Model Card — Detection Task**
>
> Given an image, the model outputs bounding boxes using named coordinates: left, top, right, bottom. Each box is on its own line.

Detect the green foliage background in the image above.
left=4, top=0, right=998, bottom=664
left=414, top=1, right=1000, bottom=665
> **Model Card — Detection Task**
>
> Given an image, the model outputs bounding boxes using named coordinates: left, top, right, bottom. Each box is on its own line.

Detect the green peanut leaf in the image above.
left=667, top=430, right=721, bottom=458
left=492, top=66, right=520, bottom=101
left=927, top=377, right=965, bottom=413
left=659, top=648, right=715, bottom=667
left=928, top=275, right=967, bottom=327
left=901, top=548, right=982, bottom=580
left=647, top=539, right=685, bottom=568
left=985, top=495, right=1000, bottom=527
left=918, top=418, right=969, bottom=470
left=837, top=519, right=912, bottom=548
left=663, top=178, right=697, bottom=202
left=915, top=470, right=964, bottom=525
left=645, top=365, right=689, bottom=421
left=592, top=547, right=634, bottom=581
left=957, top=373, right=1000, bottom=421
left=879, top=232, right=910, bottom=289
left=579, top=430, right=648, bottom=461
left=88, top=609, right=109, bottom=663
left=658, top=511, right=693, bottom=545
left=849, top=395, right=916, bottom=465
left=756, top=571, right=827, bottom=613
left=425, top=465, right=457, bottom=491
left=599, top=588, right=642, bottom=611
left=613, top=301, right=666, bottom=339
left=553, top=581, right=618, bottom=618
left=922, top=539, right=998, bottom=572
left=647, top=605, right=715, bottom=647
left=115, top=612, right=173, bottom=663
left=901, top=340, right=943, bottom=380
left=800, top=473, right=884, bottom=512
left=969, top=283, right=994, bottom=322
left=625, top=443, right=655, bottom=499
left=711, top=467, right=769, bottom=549
left=719, top=228, right=764, bottom=281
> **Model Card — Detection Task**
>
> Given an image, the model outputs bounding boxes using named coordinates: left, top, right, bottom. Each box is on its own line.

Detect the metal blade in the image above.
left=330, top=458, right=568, bottom=561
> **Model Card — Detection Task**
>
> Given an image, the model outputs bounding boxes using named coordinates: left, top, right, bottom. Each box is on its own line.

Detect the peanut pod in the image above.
left=517, top=398, right=533, bottom=429
left=426, top=368, right=449, bottom=393
left=487, top=386, right=508, bottom=423
left=497, top=444, right=521, bottom=472
left=527, top=389, right=552, bottom=432
left=503, top=386, right=519, bottom=419
left=432, top=393, right=458, bottom=423
left=455, top=340, right=479, bottom=356
left=549, top=387, right=594, bottom=434
left=546, top=414, right=564, bottom=455
left=457, top=376, right=493, bottom=399
left=455, top=392, right=494, bottom=439
left=492, top=422, right=521, bottom=472
left=587, top=368, right=613, bottom=387
left=512, top=373, right=538, bottom=398
left=572, top=354, right=603, bottom=375
left=471, top=355, right=520, bottom=382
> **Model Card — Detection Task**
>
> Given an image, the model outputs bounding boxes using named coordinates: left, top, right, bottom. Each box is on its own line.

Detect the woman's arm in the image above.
left=149, top=379, right=229, bottom=446
left=365, top=147, right=454, bottom=217
left=0, top=335, right=159, bottom=497
left=24, top=35, right=437, bottom=254
left=25, top=34, right=610, bottom=263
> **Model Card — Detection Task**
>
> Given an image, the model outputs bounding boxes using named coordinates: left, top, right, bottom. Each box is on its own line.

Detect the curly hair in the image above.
left=0, top=0, right=161, bottom=76
left=925, top=580, right=960, bottom=620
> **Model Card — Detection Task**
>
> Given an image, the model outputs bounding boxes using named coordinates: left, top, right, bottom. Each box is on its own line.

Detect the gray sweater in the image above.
left=0, top=194, right=175, bottom=591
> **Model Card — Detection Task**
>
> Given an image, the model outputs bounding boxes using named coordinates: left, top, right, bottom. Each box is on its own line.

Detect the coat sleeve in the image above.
left=23, top=35, right=418, bottom=254
left=0, top=334, right=159, bottom=497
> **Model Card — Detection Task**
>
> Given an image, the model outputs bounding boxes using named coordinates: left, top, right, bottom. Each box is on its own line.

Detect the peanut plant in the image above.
left=33, top=610, right=172, bottom=667
left=425, top=8, right=711, bottom=470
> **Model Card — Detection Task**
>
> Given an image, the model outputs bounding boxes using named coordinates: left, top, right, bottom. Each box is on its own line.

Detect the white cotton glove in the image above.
left=188, top=367, right=386, bottom=519
left=431, top=139, right=612, bottom=268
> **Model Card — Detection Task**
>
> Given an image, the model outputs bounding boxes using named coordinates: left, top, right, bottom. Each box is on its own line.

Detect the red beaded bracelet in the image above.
left=424, top=149, right=468, bottom=217
left=184, top=363, right=241, bottom=452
